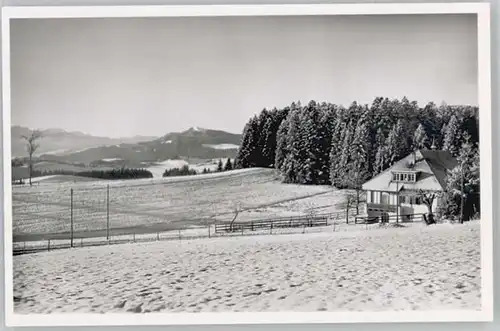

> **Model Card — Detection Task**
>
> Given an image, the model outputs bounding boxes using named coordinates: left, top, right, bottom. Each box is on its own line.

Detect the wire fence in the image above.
left=12, top=178, right=428, bottom=255
left=11, top=207, right=433, bottom=256
left=11, top=178, right=349, bottom=244
left=12, top=209, right=369, bottom=255
left=13, top=183, right=227, bottom=241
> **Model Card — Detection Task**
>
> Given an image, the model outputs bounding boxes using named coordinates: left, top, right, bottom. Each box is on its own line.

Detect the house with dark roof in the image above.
left=361, top=148, right=457, bottom=221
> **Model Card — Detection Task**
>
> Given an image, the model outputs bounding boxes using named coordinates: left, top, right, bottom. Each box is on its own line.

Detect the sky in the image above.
left=10, top=14, right=478, bottom=138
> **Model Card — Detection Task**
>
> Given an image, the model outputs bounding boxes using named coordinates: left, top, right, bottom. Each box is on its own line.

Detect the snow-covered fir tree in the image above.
left=336, top=122, right=355, bottom=188
left=274, top=116, right=290, bottom=171
left=224, top=158, right=233, bottom=171
left=413, top=123, right=429, bottom=149
left=329, top=119, right=346, bottom=187
left=281, top=108, right=303, bottom=183
left=316, top=104, right=337, bottom=184
left=234, top=116, right=260, bottom=168
left=442, top=114, right=462, bottom=157
left=235, top=97, right=479, bottom=192
left=373, top=128, right=387, bottom=174
left=386, top=119, right=406, bottom=166
left=439, top=133, right=480, bottom=221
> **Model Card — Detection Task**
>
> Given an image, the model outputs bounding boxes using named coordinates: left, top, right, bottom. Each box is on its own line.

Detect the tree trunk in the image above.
left=28, top=155, right=33, bottom=187
left=355, top=189, right=360, bottom=215
left=425, top=202, right=432, bottom=215
left=424, top=201, right=436, bottom=225
left=460, top=194, right=465, bottom=224
left=229, top=210, right=240, bottom=232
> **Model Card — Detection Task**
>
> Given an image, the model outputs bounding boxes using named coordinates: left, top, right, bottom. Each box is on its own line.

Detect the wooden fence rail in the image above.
left=354, top=213, right=427, bottom=224
left=13, top=210, right=357, bottom=255
left=213, top=210, right=354, bottom=234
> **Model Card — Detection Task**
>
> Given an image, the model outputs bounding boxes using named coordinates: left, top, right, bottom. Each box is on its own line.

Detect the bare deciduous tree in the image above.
left=21, top=130, right=42, bottom=186
left=417, top=190, right=439, bottom=225
left=345, top=192, right=357, bottom=224
left=416, top=190, right=438, bottom=215
left=229, top=202, right=242, bottom=232
left=346, top=169, right=365, bottom=215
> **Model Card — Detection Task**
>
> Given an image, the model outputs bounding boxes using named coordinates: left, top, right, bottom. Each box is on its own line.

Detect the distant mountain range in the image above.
left=11, top=126, right=157, bottom=158
left=11, top=126, right=242, bottom=166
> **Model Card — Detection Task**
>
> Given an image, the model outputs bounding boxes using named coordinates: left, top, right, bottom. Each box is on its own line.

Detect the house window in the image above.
left=409, top=196, right=422, bottom=205
left=381, top=193, right=389, bottom=205
left=392, top=172, right=417, bottom=183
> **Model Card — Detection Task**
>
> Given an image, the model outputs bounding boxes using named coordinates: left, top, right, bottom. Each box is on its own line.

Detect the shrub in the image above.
left=77, top=168, right=153, bottom=180
left=163, top=165, right=197, bottom=177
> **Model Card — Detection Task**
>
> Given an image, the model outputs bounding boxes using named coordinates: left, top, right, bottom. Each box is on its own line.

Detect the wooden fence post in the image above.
left=106, top=184, right=110, bottom=240
left=70, top=188, right=74, bottom=248
left=133, top=233, right=136, bottom=242
left=48, top=239, right=51, bottom=251
left=157, top=232, right=160, bottom=241
left=178, top=229, right=181, bottom=240
left=208, top=224, right=211, bottom=238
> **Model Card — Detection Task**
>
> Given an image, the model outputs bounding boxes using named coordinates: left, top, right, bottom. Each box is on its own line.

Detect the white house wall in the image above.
left=365, top=189, right=440, bottom=215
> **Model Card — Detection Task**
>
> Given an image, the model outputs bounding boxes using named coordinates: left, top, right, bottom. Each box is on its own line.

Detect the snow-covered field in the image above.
left=101, top=158, right=122, bottom=162
left=203, top=143, right=239, bottom=150
left=13, top=175, right=58, bottom=184
left=12, top=168, right=342, bottom=235
left=144, top=158, right=235, bottom=178
left=12, top=221, right=481, bottom=313
left=145, top=159, right=190, bottom=178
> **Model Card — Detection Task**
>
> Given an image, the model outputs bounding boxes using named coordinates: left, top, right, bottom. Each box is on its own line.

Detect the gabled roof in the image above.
left=362, top=149, right=457, bottom=192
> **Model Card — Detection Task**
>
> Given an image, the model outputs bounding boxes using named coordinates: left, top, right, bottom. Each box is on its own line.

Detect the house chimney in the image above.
left=431, top=138, right=437, bottom=150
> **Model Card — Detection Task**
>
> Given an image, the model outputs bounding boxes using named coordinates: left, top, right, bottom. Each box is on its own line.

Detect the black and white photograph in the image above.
left=1, top=3, right=493, bottom=327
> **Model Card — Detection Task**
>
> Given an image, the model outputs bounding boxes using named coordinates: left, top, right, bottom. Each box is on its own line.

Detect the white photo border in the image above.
left=1, top=2, right=493, bottom=327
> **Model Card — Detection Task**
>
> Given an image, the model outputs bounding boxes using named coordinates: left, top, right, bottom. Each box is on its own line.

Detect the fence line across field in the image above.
left=12, top=209, right=430, bottom=256
left=12, top=215, right=347, bottom=255
left=13, top=183, right=429, bottom=255
left=214, top=213, right=333, bottom=234
left=13, top=183, right=355, bottom=240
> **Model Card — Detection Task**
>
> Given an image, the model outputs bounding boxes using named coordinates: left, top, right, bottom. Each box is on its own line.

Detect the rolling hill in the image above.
left=11, top=126, right=242, bottom=177
left=11, top=125, right=157, bottom=158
